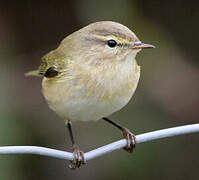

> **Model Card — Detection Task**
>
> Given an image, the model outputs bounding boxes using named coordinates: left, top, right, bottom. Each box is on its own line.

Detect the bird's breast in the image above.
left=42, top=58, right=140, bottom=121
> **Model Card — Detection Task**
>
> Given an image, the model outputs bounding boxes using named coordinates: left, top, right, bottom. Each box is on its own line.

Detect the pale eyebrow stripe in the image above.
left=84, top=33, right=132, bottom=47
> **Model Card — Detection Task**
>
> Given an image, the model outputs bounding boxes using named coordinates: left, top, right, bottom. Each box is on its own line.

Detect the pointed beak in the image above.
left=131, top=42, right=155, bottom=49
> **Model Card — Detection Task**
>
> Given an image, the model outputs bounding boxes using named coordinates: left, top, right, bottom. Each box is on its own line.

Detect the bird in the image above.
left=26, top=21, right=155, bottom=169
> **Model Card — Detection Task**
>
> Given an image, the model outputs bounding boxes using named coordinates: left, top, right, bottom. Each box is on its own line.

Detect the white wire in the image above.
left=0, top=123, right=198, bottom=161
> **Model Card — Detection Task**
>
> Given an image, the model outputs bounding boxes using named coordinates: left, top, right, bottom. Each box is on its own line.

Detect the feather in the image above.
left=25, top=69, right=41, bottom=77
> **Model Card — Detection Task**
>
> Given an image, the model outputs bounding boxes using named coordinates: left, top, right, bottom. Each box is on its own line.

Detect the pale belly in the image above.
left=43, top=86, right=136, bottom=122
left=42, top=62, right=140, bottom=122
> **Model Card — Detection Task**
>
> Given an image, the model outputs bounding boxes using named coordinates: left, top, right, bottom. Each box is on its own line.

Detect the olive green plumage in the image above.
left=26, top=21, right=154, bottom=122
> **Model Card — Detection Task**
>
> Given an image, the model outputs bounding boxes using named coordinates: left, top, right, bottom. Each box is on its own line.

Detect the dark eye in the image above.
left=107, top=39, right=117, bottom=48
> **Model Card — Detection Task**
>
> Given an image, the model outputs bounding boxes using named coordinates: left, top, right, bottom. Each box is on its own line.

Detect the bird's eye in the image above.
left=107, top=39, right=117, bottom=48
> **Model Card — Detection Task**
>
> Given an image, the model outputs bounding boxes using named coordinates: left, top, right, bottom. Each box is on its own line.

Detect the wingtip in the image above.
left=25, top=70, right=41, bottom=77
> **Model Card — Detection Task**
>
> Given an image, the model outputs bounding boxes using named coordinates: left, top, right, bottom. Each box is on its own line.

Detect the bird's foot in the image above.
left=69, top=145, right=86, bottom=169
left=122, top=128, right=136, bottom=153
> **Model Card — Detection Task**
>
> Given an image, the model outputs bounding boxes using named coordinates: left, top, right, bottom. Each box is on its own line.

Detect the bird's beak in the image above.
left=131, top=42, right=155, bottom=49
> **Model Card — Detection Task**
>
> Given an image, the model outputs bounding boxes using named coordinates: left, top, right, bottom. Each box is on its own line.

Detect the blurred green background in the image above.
left=0, top=0, right=198, bottom=179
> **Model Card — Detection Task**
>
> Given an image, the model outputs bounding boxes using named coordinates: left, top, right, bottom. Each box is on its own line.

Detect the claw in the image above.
left=69, top=146, right=86, bottom=169
left=122, top=128, right=136, bottom=153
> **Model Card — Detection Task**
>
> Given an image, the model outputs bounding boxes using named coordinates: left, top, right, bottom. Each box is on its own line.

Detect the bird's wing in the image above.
left=25, top=48, right=69, bottom=77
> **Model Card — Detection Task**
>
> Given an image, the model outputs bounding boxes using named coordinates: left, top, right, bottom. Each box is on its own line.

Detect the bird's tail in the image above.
left=25, top=69, right=41, bottom=77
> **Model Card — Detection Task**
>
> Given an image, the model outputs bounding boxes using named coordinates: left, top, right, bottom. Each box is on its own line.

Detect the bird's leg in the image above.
left=66, top=120, right=85, bottom=169
left=102, top=117, right=136, bottom=153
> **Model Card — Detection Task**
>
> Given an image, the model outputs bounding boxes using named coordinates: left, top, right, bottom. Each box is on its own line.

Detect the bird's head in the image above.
left=59, top=21, right=155, bottom=66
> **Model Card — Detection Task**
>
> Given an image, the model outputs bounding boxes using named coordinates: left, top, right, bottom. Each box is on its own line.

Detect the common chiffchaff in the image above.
left=26, top=21, right=154, bottom=169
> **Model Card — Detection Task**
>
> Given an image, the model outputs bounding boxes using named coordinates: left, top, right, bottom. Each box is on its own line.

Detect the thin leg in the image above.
left=66, top=120, right=85, bottom=169
left=67, top=121, right=75, bottom=146
left=103, top=117, right=136, bottom=153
